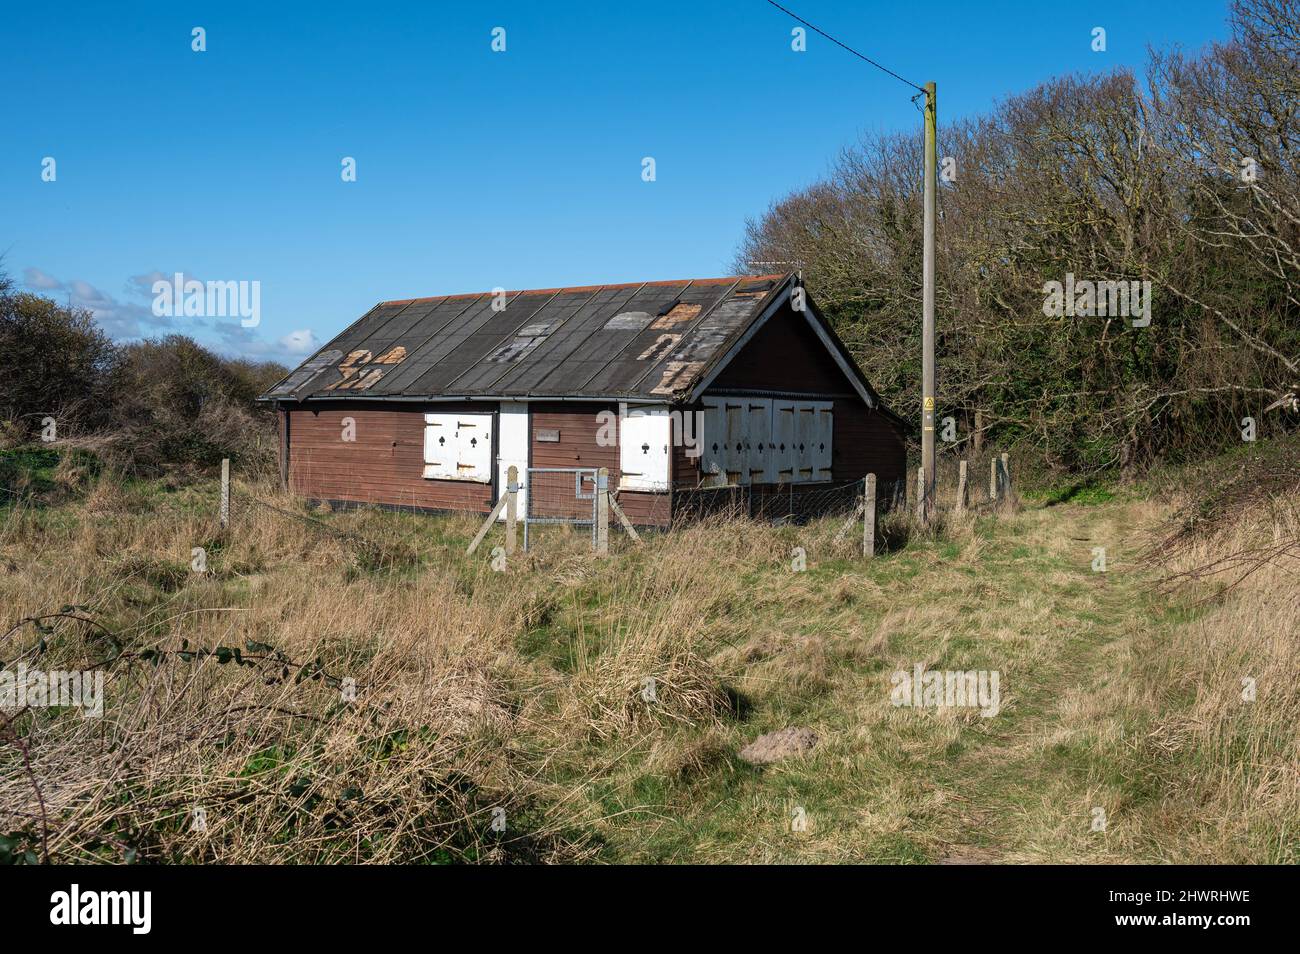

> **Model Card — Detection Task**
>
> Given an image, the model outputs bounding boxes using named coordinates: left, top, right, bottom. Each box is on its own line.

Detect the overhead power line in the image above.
left=763, top=0, right=924, bottom=93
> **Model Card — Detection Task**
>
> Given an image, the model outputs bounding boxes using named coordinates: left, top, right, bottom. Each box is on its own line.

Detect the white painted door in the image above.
left=496, top=402, right=529, bottom=519
left=619, top=407, right=672, bottom=491
left=793, top=404, right=818, bottom=482
left=723, top=399, right=747, bottom=483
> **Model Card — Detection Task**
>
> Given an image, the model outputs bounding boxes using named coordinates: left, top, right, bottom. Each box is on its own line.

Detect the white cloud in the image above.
left=23, top=267, right=62, bottom=290
left=69, top=279, right=111, bottom=305
left=278, top=329, right=317, bottom=354
left=22, top=270, right=165, bottom=338
left=212, top=321, right=317, bottom=360
left=23, top=264, right=308, bottom=363
left=126, top=270, right=171, bottom=297
left=19, top=263, right=301, bottom=361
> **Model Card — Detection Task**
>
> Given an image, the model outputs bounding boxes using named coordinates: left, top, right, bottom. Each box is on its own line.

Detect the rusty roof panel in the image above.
left=365, top=295, right=490, bottom=393
left=379, top=295, right=503, bottom=393
left=263, top=274, right=793, bottom=402
left=635, top=296, right=761, bottom=398
left=537, top=283, right=691, bottom=393
left=401, top=291, right=559, bottom=394
left=446, top=290, right=599, bottom=393
left=491, top=287, right=645, bottom=395
left=579, top=281, right=741, bottom=395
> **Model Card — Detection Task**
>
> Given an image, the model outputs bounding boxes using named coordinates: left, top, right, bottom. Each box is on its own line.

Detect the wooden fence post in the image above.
left=505, top=465, right=518, bottom=555
left=1000, top=453, right=1013, bottom=507
left=863, top=473, right=876, bottom=558
left=607, top=493, right=641, bottom=543
left=990, top=456, right=999, bottom=503
left=596, top=467, right=609, bottom=555
left=915, top=465, right=925, bottom=522
left=467, top=494, right=510, bottom=555
left=956, top=459, right=968, bottom=513
left=220, top=458, right=230, bottom=529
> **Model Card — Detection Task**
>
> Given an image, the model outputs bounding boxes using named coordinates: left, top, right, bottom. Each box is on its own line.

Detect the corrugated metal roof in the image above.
left=263, top=273, right=794, bottom=402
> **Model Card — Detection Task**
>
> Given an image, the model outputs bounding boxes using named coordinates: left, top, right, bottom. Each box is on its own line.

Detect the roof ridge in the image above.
left=378, top=273, right=788, bottom=308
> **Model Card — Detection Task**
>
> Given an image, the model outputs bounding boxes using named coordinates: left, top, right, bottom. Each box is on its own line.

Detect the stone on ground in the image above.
left=738, top=726, right=818, bottom=764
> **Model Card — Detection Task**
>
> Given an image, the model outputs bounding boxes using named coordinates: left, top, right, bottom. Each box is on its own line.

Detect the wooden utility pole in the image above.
left=921, top=81, right=938, bottom=522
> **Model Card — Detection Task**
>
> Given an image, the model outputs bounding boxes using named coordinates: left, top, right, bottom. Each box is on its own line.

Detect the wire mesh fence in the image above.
left=212, top=450, right=1009, bottom=565
left=671, top=476, right=907, bottom=526
left=523, top=467, right=598, bottom=551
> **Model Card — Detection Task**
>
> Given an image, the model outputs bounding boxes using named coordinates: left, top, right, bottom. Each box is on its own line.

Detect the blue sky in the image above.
left=2, top=0, right=1233, bottom=363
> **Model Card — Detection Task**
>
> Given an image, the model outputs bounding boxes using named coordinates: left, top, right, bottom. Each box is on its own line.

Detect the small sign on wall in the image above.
left=537, top=429, right=561, bottom=443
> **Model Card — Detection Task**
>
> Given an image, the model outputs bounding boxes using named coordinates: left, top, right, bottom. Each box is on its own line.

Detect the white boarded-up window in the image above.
left=422, top=415, right=456, bottom=479
left=771, top=400, right=797, bottom=483
left=619, top=408, right=671, bottom=491
left=700, top=399, right=727, bottom=485
left=744, top=399, right=774, bottom=484
left=423, top=413, right=493, bottom=482
left=702, top=397, right=831, bottom=485
left=810, top=404, right=833, bottom=480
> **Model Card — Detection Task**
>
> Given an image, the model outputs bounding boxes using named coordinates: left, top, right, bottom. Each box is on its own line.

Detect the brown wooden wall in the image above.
left=529, top=402, right=671, bottom=527
left=286, top=404, right=495, bottom=513
left=707, top=301, right=850, bottom=394
left=830, top=397, right=907, bottom=487
left=284, top=401, right=675, bottom=526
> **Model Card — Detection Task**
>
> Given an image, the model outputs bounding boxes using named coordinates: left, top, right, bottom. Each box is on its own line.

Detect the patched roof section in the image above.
left=263, top=274, right=792, bottom=401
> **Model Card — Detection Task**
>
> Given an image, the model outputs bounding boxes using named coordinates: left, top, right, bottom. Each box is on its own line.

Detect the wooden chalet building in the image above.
left=259, top=272, right=907, bottom=527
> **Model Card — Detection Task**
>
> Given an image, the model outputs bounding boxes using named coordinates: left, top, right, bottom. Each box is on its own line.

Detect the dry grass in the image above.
left=1128, top=487, right=1299, bottom=861
left=1, top=450, right=1295, bottom=864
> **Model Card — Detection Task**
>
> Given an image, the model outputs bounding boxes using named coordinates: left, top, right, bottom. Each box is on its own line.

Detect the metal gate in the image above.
left=522, top=467, right=598, bottom=551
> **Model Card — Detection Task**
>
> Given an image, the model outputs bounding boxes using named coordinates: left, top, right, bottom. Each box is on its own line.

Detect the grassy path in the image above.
left=921, top=501, right=1157, bottom=863
left=590, top=497, right=1175, bottom=863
